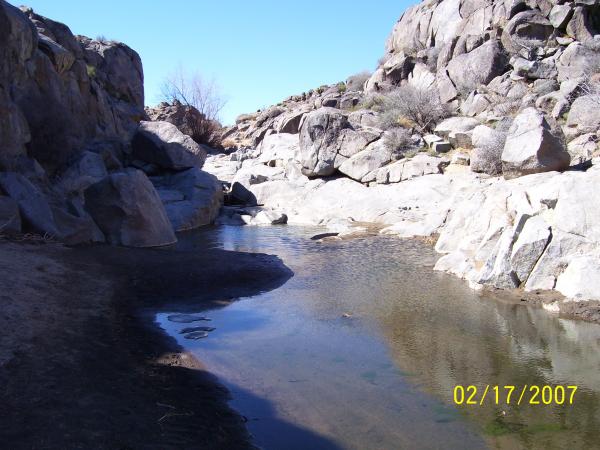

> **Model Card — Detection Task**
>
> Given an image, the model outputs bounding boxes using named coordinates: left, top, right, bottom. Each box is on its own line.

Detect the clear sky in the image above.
left=10, top=1, right=412, bottom=124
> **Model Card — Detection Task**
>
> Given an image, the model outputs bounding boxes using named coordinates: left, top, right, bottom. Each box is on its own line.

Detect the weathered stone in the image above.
left=555, top=256, right=600, bottom=301
left=566, top=6, right=600, bottom=42
left=151, top=168, right=223, bottom=232
left=57, top=151, right=107, bottom=195
left=549, top=4, right=573, bottom=29
left=565, top=95, right=600, bottom=137
left=84, top=169, right=176, bottom=247
left=446, top=40, right=509, bottom=93
left=132, top=121, right=207, bottom=171
left=501, top=10, right=555, bottom=54
left=277, top=110, right=306, bottom=134
left=0, top=172, right=58, bottom=236
left=567, top=133, right=598, bottom=166
left=434, top=117, right=480, bottom=139
left=502, top=108, right=570, bottom=177
left=510, top=215, right=551, bottom=284
left=298, top=108, right=351, bottom=177
left=338, top=140, right=392, bottom=182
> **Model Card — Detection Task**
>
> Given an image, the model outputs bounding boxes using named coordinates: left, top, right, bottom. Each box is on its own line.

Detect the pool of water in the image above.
left=157, top=225, right=600, bottom=450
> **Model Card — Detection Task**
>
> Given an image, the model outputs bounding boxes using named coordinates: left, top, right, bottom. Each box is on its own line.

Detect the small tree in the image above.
left=160, top=67, right=227, bottom=147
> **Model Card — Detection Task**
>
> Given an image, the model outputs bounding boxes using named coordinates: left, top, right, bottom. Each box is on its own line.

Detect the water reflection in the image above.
left=159, top=226, right=600, bottom=450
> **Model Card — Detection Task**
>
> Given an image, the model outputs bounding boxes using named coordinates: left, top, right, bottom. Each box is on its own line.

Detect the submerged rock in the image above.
left=179, top=326, right=216, bottom=334
left=183, top=331, right=209, bottom=340
left=167, top=314, right=212, bottom=323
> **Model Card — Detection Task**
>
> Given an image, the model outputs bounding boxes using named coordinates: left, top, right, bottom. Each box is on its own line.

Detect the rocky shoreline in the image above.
left=0, top=237, right=291, bottom=448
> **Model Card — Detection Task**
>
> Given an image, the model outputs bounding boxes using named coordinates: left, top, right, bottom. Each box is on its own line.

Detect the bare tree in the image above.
left=160, top=67, right=227, bottom=147
left=161, top=66, right=226, bottom=121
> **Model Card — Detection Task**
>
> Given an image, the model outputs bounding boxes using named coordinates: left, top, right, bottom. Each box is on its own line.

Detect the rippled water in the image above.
left=157, top=226, right=600, bottom=450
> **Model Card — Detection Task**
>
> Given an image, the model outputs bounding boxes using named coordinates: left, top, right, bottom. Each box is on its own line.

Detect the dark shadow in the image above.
left=0, top=238, right=296, bottom=449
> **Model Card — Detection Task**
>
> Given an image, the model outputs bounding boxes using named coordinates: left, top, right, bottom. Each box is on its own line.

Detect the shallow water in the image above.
left=157, top=226, right=600, bottom=450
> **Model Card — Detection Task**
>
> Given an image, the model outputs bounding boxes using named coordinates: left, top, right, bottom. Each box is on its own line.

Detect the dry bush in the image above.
left=382, top=128, right=415, bottom=159
left=472, top=120, right=512, bottom=175
left=375, top=85, right=450, bottom=132
left=161, top=67, right=226, bottom=147
left=346, top=71, right=372, bottom=92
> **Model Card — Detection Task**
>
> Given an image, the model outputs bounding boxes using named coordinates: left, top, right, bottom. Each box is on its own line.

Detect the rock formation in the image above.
left=203, top=0, right=600, bottom=306
left=0, top=1, right=222, bottom=246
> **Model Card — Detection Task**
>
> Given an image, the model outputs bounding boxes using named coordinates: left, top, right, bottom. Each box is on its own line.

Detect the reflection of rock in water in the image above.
left=374, top=274, right=600, bottom=449
left=167, top=314, right=211, bottom=323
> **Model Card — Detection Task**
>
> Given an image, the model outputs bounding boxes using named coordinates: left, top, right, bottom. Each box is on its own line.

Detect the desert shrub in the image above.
left=336, top=82, right=347, bottom=93
left=472, top=121, right=512, bottom=175
left=360, top=93, right=385, bottom=110
left=95, top=35, right=114, bottom=44
left=375, top=85, right=450, bottom=132
left=86, top=64, right=97, bottom=78
left=346, top=71, right=372, bottom=92
left=382, top=128, right=415, bottom=159
left=161, top=66, right=226, bottom=147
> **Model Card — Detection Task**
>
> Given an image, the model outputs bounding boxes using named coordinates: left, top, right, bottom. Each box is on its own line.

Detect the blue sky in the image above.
left=11, top=1, right=411, bottom=124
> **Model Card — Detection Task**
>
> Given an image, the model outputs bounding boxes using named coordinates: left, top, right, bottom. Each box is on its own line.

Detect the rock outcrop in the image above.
left=0, top=1, right=222, bottom=246
left=201, top=0, right=600, bottom=308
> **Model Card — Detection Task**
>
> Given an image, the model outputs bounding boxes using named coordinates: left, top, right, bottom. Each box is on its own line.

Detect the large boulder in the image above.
left=501, top=108, right=570, bottom=177
left=501, top=10, right=555, bottom=54
left=151, top=168, right=223, bottom=231
left=446, top=40, right=509, bottom=93
left=298, top=108, right=351, bottom=177
left=84, top=169, right=176, bottom=247
left=338, top=140, right=392, bottom=183
left=565, top=95, right=600, bottom=138
left=132, top=121, right=207, bottom=171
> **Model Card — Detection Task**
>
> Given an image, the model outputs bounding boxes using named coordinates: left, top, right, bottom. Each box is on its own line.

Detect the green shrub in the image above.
left=86, top=64, right=97, bottom=78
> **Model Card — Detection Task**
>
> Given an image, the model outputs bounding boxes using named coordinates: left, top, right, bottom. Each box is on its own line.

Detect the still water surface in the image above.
left=157, top=226, right=600, bottom=450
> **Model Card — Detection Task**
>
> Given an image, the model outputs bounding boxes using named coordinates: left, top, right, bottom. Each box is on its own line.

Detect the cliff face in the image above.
left=0, top=1, right=222, bottom=246
left=0, top=2, right=144, bottom=173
